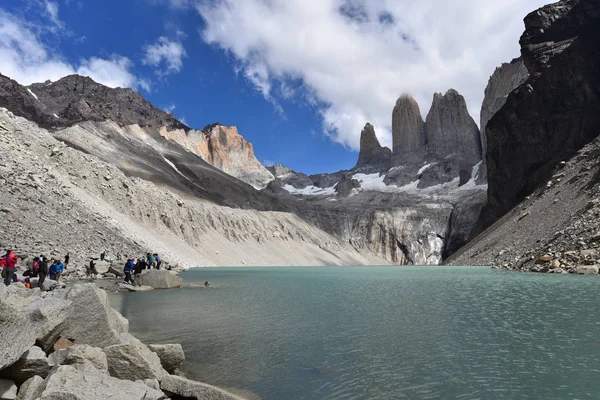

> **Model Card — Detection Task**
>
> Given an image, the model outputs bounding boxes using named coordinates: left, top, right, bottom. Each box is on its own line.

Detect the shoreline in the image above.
left=0, top=278, right=246, bottom=399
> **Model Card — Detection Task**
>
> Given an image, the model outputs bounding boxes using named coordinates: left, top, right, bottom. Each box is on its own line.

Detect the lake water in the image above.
left=111, top=266, right=600, bottom=399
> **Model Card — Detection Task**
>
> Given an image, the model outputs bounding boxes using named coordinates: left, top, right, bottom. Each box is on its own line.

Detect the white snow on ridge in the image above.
left=283, top=184, right=336, bottom=196
left=418, top=162, right=436, bottom=175
left=163, top=156, right=192, bottom=182
left=27, top=88, right=39, bottom=101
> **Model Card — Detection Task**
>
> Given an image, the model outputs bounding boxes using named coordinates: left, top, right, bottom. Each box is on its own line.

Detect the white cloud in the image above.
left=44, top=1, right=63, bottom=29
left=197, top=0, right=549, bottom=150
left=143, top=36, right=186, bottom=76
left=163, top=104, right=176, bottom=113
left=0, top=9, right=148, bottom=90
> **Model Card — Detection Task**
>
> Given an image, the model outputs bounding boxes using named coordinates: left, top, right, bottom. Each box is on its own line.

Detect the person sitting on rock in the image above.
left=38, top=257, right=48, bottom=290
left=123, top=259, right=135, bottom=285
left=54, top=259, right=65, bottom=282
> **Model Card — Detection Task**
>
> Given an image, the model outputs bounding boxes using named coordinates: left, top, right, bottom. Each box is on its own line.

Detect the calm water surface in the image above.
left=111, top=266, right=600, bottom=400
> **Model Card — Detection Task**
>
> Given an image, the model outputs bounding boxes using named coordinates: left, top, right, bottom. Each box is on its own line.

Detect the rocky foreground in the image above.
left=0, top=282, right=243, bottom=400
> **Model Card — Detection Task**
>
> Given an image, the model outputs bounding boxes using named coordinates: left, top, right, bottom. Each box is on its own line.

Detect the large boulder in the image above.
left=0, top=380, right=17, bottom=400
left=117, top=283, right=154, bottom=292
left=28, top=298, right=73, bottom=352
left=0, top=346, right=49, bottom=384
left=53, top=284, right=126, bottom=348
left=136, top=270, right=182, bottom=289
left=29, top=278, right=63, bottom=291
left=38, top=365, right=166, bottom=400
left=160, top=375, right=244, bottom=400
left=576, top=265, right=599, bottom=275
left=16, top=375, right=45, bottom=400
left=104, top=334, right=167, bottom=382
left=0, top=295, right=37, bottom=370
left=48, top=344, right=108, bottom=373
left=147, top=344, right=185, bottom=374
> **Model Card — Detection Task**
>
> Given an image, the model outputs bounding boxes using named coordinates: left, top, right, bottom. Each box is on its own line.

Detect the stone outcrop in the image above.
left=104, top=335, right=167, bottom=382
left=26, top=75, right=187, bottom=131
left=425, top=89, right=481, bottom=166
left=40, top=365, right=166, bottom=400
left=161, top=375, right=245, bottom=400
left=479, top=58, right=529, bottom=165
left=355, top=123, right=392, bottom=172
left=136, top=270, right=183, bottom=289
left=392, top=95, right=427, bottom=164
left=0, top=284, right=243, bottom=400
left=480, top=0, right=600, bottom=229
left=16, top=375, right=45, bottom=400
left=159, top=124, right=275, bottom=189
left=0, top=346, right=49, bottom=384
left=147, top=344, right=185, bottom=374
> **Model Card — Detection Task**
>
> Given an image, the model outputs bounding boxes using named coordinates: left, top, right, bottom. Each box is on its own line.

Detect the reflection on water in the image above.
left=111, top=266, right=600, bottom=400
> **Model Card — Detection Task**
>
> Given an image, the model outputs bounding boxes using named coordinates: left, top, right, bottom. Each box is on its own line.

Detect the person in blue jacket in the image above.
left=54, top=259, right=65, bottom=282
left=123, top=259, right=135, bottom=285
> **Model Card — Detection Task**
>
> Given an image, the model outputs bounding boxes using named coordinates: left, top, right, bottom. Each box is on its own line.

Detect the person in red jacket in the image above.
left=3, top=250, right=17, bottom=286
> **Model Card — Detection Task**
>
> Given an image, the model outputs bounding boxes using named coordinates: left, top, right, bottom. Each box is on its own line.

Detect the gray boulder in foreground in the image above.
left=104, top=334, right=167, bottom=382
left=16, top=375, right=45, bottom=400
left=54, top=284, right=127, bottom=348
left=136, top=270, right=183, bottom=289
left=48, top=344, right=109, bottom=373
left=39, top=365, right=166, bottom=400
left=148, top=344, right=185, bottom=373
left=161, top=375, right=244, bottom=400
left=0, top=346, right=49, bottom=384
left=0, top=295, right=37, bottom=370
left=0, top=379, right=17, bottom=400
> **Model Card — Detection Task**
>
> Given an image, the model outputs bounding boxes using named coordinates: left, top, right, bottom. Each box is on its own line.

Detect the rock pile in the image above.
left=0, top=283, right=243, bottom=400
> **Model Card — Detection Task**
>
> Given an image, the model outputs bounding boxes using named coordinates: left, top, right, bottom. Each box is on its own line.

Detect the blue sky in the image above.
left=0, top=0, right=549, bottom=175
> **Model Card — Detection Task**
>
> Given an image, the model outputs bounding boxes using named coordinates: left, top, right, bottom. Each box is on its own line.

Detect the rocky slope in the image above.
left=449, top=0, right=600, bottom=272
left=480, top=0, right=600, bottom=229
left=0, top=108, right=386, bottom=268
left=0, top=74, right=274, bottom=189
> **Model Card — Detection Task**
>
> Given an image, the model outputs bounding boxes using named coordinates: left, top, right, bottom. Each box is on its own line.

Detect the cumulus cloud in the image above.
left=143, top=36, right=186, bottom=76
left=0, top=9, right=147, bottom=90
left=197, top=0, right=549, bottom=150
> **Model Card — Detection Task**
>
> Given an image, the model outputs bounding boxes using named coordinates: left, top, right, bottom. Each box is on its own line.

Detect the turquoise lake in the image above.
left=111, top=266, right=600, bottom=399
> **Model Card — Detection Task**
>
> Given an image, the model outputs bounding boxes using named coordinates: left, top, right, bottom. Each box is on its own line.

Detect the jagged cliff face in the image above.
left=392, top=95, right=427, bottom=164
left=425, top=89, right=481, bottom=166
left=159, top=124, right=273, bottom=189
left=355, top=123, right=392, bottom=172
left=27, top=75, right=187, bottom=131
left=481, top=0, right=600, bottom=228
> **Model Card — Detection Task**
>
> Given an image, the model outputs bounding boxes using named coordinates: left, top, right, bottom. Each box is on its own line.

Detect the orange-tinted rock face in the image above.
left=159, top=125, right=273, bottom=188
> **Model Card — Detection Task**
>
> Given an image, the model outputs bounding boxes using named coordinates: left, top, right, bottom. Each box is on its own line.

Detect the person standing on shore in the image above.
left=3, top=250, right=17, bottom=286
left=134, top=259, right=144, bottom=286
left=38, top=257, right=48, bottom=290
left=100, top=251, right=106, bottom=261
left=64, top=253, right=70, bottom=269
left=155, top=254, right=162, bottom=270
left=54, top=259, right=65, bottom=282
left=123, top=259, right=135, bottom=285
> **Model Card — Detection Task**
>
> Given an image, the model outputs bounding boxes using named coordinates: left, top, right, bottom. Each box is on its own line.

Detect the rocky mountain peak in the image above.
left=26, top=74, right=188, bottom=131
left=425, top=89, right=481, bottom=165
left=355, top=123, right=392, bottom=171
left=391, top=94, right=426, bottom=164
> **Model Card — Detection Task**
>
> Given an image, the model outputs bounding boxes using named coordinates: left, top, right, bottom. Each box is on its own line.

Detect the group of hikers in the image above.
left=120, top=253, right=165, bottom=286
left=2, top=249, right=168, bottom=288
left=1, top=250, right=69, bottom=288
